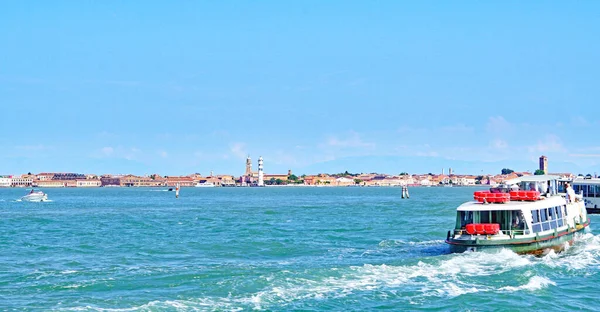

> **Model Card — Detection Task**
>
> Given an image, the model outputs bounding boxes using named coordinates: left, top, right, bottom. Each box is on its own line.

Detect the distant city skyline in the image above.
left=1, top=2, right=599, bottom=176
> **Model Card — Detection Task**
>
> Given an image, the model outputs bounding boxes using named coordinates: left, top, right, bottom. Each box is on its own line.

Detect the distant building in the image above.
left=0, top=175, right=12, bottom=187
left=539, top=155, right=548, bottom=174
left=12, top=175, right=33, bottom=187
left=165, top=176, right=195, bottom=187
left=101, top=176, right=122, bottom=187
left=76, top=179, right=102, bottom=187
left=52, top=173, right=86, bottom=180
left=36, top=173, right=55, bottom=181
left=121, top=175, right=164, bottom=187
left=37, top=180, right=77, bottom=187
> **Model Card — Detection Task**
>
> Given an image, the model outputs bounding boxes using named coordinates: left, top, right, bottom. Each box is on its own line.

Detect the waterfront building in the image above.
left=264, top=174, right=289, bottom=182
left=199, top=176, right=222, bottom=186
left=239, top=175, right=255, bottom=186
left=52, top=173, right=86, bottom=180
left=121, top=175, right=164, bottom=187
left=335, top=176, right=355, bottom=186
left=0, top=175, right=12, bottom=187
left=37, top=180, right=77, bottom=187
left=303, top=174, right=336, bottom=186
left=76, top=179, right=102, bottom=187
left=420, top=178, right=432, bottom=186
left=11, top=175, right=33, bottom=187
left=100, top=175, right=122, bottom=187
left=36, top=173, right=55, bottom=181
left=165, top=176, right=195, bottom=187
left=218, top=175, right=236, bottom=186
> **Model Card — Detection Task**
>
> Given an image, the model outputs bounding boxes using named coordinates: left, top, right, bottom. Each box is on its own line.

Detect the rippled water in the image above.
left=1, top=187, right=598, bottom=311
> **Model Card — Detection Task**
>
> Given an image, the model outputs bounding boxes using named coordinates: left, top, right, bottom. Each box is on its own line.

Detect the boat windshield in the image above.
left=512, top=180, right=558, bottom=196
left=457, top=210, right=527, bottom=233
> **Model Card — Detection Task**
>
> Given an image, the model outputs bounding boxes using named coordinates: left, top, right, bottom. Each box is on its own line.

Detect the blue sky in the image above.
left=1, top=1, right=600, bottom=176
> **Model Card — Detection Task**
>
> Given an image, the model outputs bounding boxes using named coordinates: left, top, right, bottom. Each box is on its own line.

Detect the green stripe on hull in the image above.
left=446, top=222, right=589, bottom=254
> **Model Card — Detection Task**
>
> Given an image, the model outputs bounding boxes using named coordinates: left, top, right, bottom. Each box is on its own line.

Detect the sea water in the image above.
left=1, top=187, right=598, bottom=311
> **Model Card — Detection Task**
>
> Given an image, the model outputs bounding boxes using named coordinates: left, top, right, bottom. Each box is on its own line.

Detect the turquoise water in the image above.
left=1, top=187, right=598, bottom=311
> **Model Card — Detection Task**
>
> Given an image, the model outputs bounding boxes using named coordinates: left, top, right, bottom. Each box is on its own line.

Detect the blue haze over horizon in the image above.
left=1, top=2, right=600, bottom=176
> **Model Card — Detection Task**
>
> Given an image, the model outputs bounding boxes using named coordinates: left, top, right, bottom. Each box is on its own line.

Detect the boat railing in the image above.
left=450, top=228, right=528, bottom=238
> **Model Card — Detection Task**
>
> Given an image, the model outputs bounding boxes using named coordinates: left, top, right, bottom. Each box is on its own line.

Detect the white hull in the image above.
left=21, top=192, right=48, bottom=202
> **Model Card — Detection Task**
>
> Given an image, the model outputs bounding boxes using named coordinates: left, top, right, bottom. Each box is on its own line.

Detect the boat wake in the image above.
left=61, top=233, right=600, bottom=311
left=377, top=239, right=450, bottom=256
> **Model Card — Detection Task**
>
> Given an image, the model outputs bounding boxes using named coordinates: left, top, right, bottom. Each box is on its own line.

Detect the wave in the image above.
left=499, top=276, right=555, bottom=292
left=61, top=234, right=600, bottom=311
left=378, top=239, right=446, bottom=248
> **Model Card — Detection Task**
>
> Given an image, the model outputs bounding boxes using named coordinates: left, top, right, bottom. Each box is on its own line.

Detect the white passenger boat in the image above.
left=571, top=177, right=600, bottom=214
left=446, top=175, right=589, bottom=254
left=195, top=182, right=216, bottom=187
left=21, top=190, right=48, bottom=202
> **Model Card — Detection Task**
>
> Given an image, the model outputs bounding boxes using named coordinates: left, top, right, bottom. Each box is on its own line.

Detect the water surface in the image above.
left=1, top=187, right=598, bottom=311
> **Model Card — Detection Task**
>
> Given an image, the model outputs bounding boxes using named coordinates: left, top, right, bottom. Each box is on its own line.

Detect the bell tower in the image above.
left=245, top=155, right=252, bottom=176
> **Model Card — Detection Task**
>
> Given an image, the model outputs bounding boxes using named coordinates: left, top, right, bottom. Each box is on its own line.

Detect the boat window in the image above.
left=539, top=208, right=550, bottom=231
left=548, top=207, right=558, bottom=229
left=540, top=209, right=548, bottom=222
left=532, top=209, right=540, bottom=223
left=593, top=185, right=600, bottom=198
left=459, top=211, right=473, bottom=228
left=531, top=210, right=542, bottom=233
left=479, top=211, right=490, bottom=223
left=511, top=211, right=524, bottom=230
left=556, top=206, right=564, bottom=227
left=558, top=182, right=567, bottom=193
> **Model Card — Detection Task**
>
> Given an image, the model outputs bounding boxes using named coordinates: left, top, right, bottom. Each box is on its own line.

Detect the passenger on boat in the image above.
left=565, top=182, right=576, bottom=203
left=510, top=184, right=519, bottom=191
left=529, top=182, right=537, bottom=191
left=511, top=211, right=524, bottom=230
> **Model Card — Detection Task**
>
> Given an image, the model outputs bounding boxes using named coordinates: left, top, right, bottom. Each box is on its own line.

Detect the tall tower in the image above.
left=258, top=156, right=264, bottom=186
left=245, top=155, right=252, bottom=176
left=449, top=168, right=453, bottom=175
left=539, top=155, right=548, bottom=174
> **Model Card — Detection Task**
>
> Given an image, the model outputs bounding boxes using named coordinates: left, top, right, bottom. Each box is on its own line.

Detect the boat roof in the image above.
left=572, top=178, right=600, bottom=185
left=457, top=195, right=566, bottom=211
left=504, top=174, right=561, bottom=185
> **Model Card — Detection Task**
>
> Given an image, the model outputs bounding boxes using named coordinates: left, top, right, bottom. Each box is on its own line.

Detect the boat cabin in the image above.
left=453, top=175, right=570, bottom=237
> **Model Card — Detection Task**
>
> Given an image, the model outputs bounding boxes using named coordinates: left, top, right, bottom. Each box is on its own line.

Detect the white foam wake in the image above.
left=499, top=276, right=556, bottom=292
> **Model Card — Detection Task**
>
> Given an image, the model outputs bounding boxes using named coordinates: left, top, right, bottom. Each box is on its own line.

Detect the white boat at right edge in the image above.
left=571, top=177, right=600, bottom=214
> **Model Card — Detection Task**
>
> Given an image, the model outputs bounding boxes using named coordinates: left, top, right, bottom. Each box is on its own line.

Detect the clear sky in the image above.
left=1, top=1, right=599, bottom=176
